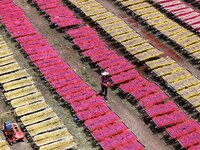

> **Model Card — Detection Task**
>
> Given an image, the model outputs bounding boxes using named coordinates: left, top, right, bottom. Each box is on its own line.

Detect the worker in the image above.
left=99, top=71, right=112, bottom=99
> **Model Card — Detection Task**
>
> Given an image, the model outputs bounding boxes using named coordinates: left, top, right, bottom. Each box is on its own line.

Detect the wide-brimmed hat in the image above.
left=101, top=71, right=109, bottom=76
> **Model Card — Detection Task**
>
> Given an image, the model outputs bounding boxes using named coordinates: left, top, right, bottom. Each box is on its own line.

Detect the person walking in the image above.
left=99, top=71, right=112, bottom=99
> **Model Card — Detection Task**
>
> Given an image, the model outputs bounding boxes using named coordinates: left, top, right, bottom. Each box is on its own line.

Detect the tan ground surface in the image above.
left=3, top=0, right=198, bottom=149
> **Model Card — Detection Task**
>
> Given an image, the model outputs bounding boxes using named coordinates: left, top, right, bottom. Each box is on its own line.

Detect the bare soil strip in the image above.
left=0, top=21, right=97, bottom=150
left=100, top=0, right=200, bottom=78
left=12, top=0, right=174, bottom=149
left=0, top=33, right=32, bottom=150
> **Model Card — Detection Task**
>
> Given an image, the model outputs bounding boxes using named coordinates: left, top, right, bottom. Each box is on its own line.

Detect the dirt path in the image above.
left=0, top=94, right=10, bottom=115
left=94, top=0, right=200, bottom=118
left=13, top=0, right=175, bottom=149
left=0, top=85, right=32, bottom=149
left=1, top=32, right=98, bottom=150
left=98, top=0, right=200, bottom=79
left=0, top=91, right=12, bottom=146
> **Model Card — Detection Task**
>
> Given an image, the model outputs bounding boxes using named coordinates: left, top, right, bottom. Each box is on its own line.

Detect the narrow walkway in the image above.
left=1, top=5, right=96, bottom=150
left=15, top=0, right=173, bottom=149
left=98, top=0, right=200, bottom=78
left=0, top=33, right=33, bottom=150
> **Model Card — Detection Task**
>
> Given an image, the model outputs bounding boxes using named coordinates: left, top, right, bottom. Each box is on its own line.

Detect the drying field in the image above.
left=0, top=0, right=200, bottom=150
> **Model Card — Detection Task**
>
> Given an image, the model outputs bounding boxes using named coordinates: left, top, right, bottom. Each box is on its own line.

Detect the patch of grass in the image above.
left=52, top=39, right=60, bottom=46
left=81, top=67, right=87, bottom=76
left=78, top=66, right=99, bottom=89
left=91, top=81, right=98, bottom=87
